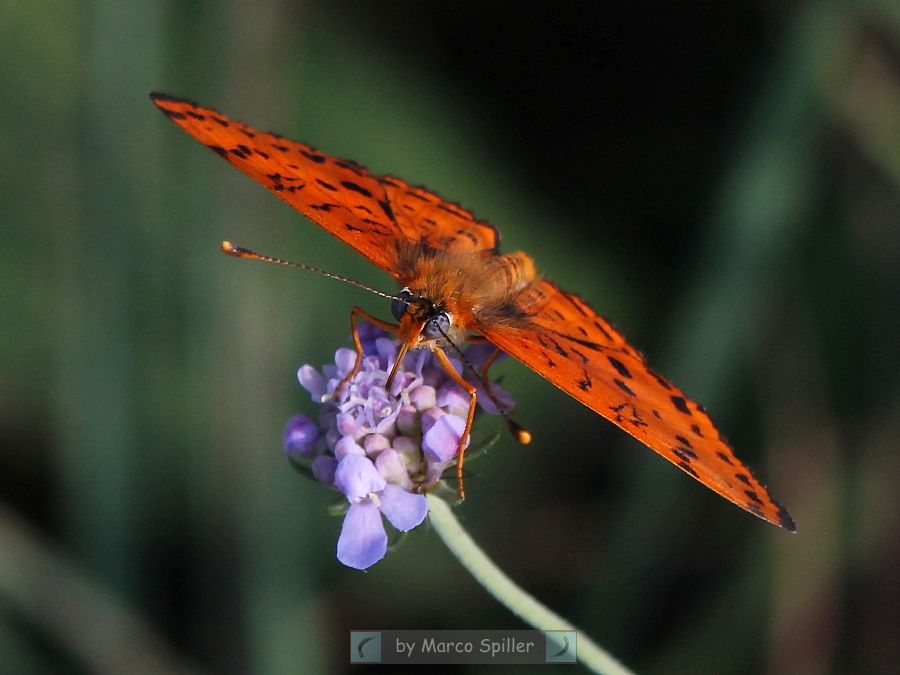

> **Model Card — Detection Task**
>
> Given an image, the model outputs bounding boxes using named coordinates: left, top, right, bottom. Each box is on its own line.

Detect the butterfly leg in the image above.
left=333, top=307, right=399, bottom=401
left=432, top=345, right=478, bottom=501
left=478, top=346, right=503, bottom=382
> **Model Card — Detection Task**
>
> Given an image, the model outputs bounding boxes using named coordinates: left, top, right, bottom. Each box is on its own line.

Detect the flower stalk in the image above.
left=427, top=494, right=635, bottom=675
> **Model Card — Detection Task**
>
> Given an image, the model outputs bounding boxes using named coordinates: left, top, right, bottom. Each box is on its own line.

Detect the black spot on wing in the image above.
left=300, top=149, right=326, bottom=164
left=670, top=396, right=691, bottom=415
left=592, top=320, right=613, bottom=341
left=160, top=108, right=187, bottom=120
left=614, top=379, right=636, bottom=397
left=744, top=490, right=763, bottom=505
left=437, top=202, right=473, bottom=220
left=335, top=159, right=366, bottom=177
left=678, top=460, right=698, bottom=478
left=457, top=229, right=479, bottom=245
left=651, top=371, right=673, bottom=391
left=378, top=199, right=396, bottom=223
left=406, top=189, right=431, bottom=203
left=673, top=447, right=696, bottom=463
left=340, top=181, right=373, bottom=198
left=549, top=330, right=604, bottom=352
left=562, top=291, right=589, bottom=317
left=776, top=502, right=796, bottom=531
left=607, top=356, right=631, bottom=378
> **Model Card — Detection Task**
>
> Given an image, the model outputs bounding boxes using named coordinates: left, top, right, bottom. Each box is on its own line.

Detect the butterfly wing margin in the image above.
left=476, top=280, right=795, bottom=531
left=151, top=93, right=498, bottom=275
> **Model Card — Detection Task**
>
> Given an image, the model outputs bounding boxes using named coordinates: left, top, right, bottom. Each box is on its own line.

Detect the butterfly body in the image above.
left=151, top=92, right=795, bottom=531
left=393, top=241, right=537, bottom=340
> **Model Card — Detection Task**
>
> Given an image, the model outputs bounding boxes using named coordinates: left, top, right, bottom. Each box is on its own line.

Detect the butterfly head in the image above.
left=391, top=287, right=454, bottom=344
left=384, top=287, right=456, bottom=389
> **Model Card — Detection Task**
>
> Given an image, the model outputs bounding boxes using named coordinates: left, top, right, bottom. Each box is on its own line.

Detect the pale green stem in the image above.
left=427, top=494, right=636, bottom=675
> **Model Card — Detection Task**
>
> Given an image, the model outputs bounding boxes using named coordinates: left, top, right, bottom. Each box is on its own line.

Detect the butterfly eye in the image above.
left=423, top=312, right=451, bottom=339
left=391, top=288, right=413, bottom=321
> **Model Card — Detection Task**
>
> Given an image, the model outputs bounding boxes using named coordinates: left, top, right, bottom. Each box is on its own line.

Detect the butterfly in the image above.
left=150, top=92, right=795, bottom=531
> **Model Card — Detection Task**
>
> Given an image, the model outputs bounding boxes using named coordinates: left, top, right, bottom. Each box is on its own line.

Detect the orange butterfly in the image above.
left=151, top=92, right=795, bottom=531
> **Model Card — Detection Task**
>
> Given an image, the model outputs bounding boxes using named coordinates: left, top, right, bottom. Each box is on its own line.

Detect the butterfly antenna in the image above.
left=220, top=241, right=399, bottom=301
left=437, top=326, right=532, bottom=446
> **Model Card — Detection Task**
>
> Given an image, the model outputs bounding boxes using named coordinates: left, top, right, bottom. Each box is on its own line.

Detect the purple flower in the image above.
left=283, top=414, right=320, bottom=458
left=333, top=455, right=427, bottom=569
left=283, top=322, right=514, bottom=570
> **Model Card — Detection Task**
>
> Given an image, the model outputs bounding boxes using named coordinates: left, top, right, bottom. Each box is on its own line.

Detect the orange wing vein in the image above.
left=477, top=280, right=795, bottom=531
left=150, top=93, right=497, bottom=274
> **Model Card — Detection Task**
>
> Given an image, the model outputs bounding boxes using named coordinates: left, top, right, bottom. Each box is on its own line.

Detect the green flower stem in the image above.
left=427, top=494, right=635, bottom=675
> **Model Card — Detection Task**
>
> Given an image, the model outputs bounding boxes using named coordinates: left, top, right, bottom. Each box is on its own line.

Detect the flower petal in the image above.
left=298, top=365, right=327, bottom=401
left=464, top=343, right=506, bottom=370
left=374, top=337, right=396, bottom=367
left=436, top=382, right=470, bottom=417
left=409, top=385, right=437, bottom=411
left=336, top=502, right=387, bottom=570
left=379, top=485, right=428, bottom=532
left=311, top=455, right=337, bottom=485
left=471, top=379, right=515, bottom=416
left=396, top=405, right=418, bottom=435
left=334, top=454, right=386, bottom=499
left=375, top=448, right=414, bottom=490
left=334, top=348, right=357, bottom=378
left=282, top=414, right=320, bottom=458
left=364, top=433, right=391, bottom=457
left=358, top=322, right=389, bottom=356
left=422, top=413, right=466, bottom=463
left=336, top=412, right=358, bottom=436
left=334, top=436, right=366, bottom=461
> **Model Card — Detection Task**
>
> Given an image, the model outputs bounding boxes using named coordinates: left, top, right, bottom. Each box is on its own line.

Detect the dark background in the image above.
left=2, top=1, right=899, bottom=673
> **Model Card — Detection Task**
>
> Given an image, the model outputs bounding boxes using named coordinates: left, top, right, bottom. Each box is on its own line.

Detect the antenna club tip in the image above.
left=507, top=420, right=533, bottom=445
left=220, top=240, right=235, bottom=253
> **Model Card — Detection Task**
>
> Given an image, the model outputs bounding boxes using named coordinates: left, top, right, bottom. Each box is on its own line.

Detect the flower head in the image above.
left=284, top=323, right=512, bottom=569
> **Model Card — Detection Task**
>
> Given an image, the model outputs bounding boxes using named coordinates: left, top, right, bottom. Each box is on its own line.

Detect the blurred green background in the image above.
left=2, top=1, right=899, bottom=673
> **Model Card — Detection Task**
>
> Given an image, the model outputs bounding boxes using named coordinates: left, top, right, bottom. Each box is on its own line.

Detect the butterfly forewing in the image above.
left=379, top=177, right=499, bottom=253
left=476, top=280, right=795, bottom=531
left=150, top=93, right=498, bottom=272
left=151, top=93, right=406, bottom=273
